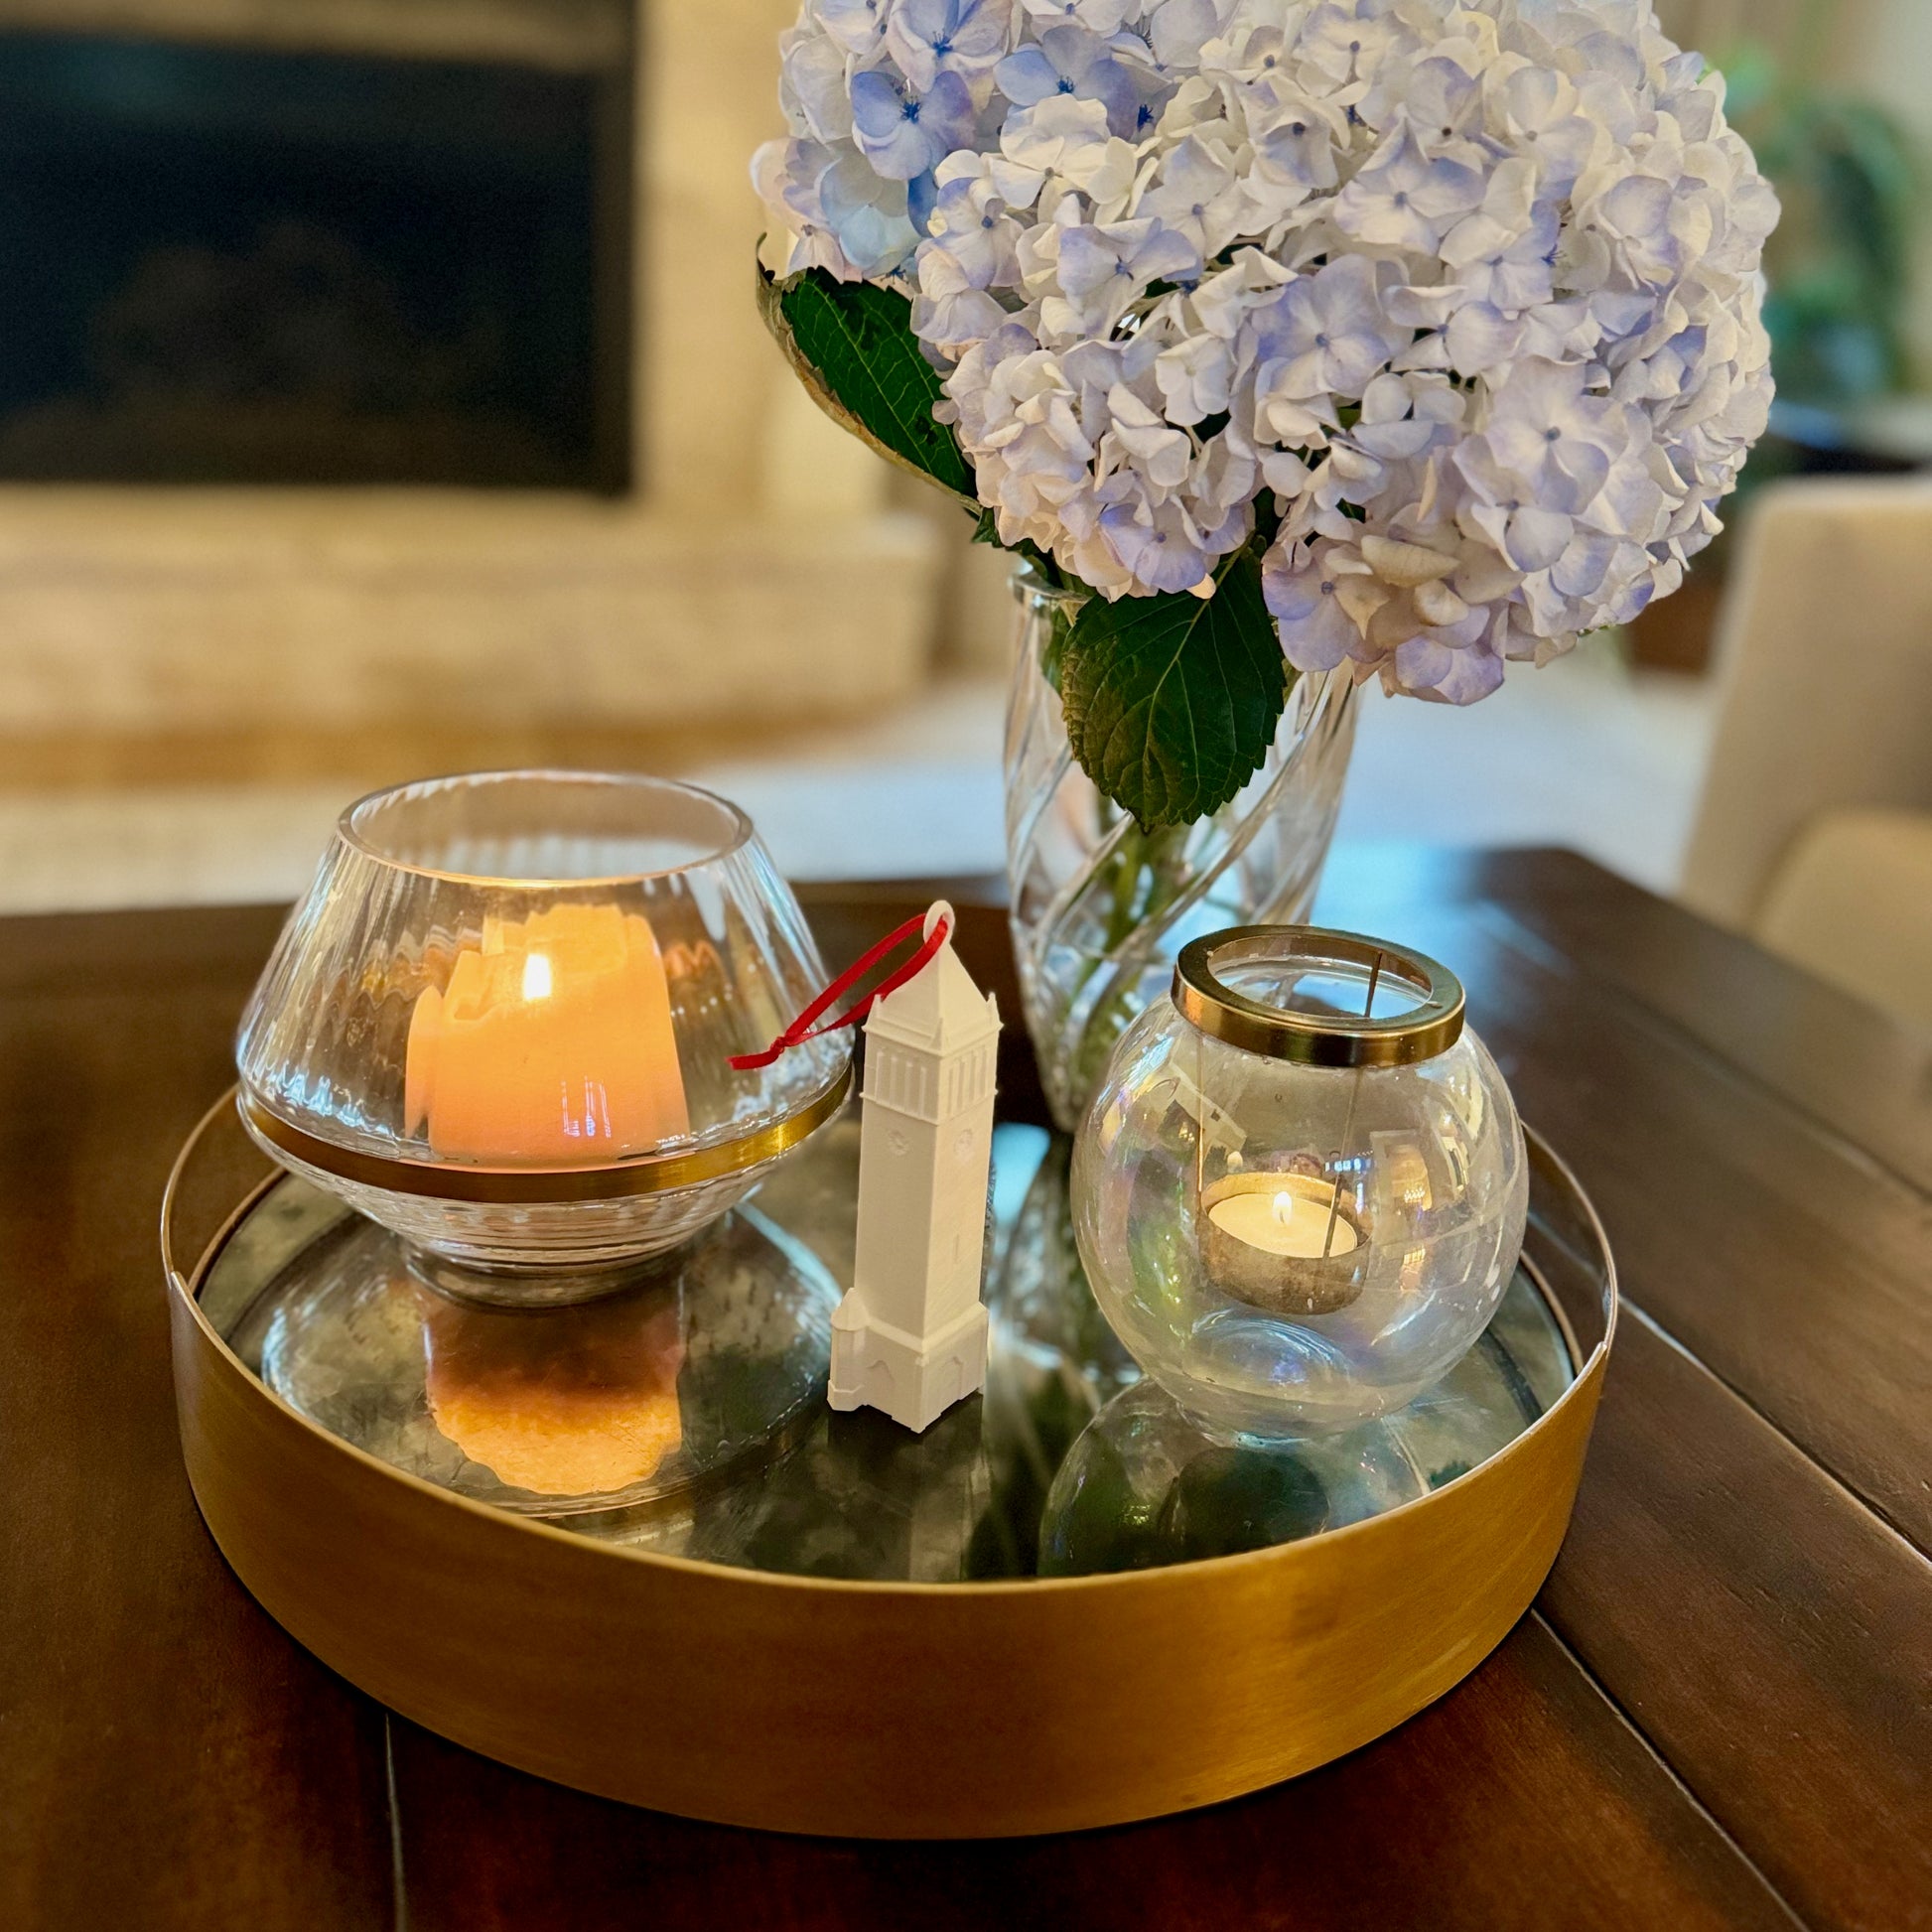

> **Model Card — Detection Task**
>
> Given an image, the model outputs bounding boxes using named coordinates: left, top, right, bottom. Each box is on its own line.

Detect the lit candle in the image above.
left=1208, top=1180, right=1360, bottom=1260
left=1200, top=1172, right=1365, bottom=1316
left=405, top=902, right=689, bottom=1163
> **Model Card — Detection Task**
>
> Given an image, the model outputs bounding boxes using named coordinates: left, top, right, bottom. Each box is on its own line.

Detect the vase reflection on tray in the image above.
left=1038, top=1284, right=1568, bottom=1579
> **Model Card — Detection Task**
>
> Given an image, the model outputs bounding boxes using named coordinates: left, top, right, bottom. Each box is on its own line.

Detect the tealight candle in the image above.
left=405, top=902, right=689, bottom=1163
left=1208, top=1181, right=1360, bottom=1261
left=1199, top=1172, right=1366, bottom=1317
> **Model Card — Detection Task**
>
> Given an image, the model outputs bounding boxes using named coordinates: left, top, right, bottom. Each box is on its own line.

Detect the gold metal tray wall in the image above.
left=164, top=1096, right=1615, bottom=1840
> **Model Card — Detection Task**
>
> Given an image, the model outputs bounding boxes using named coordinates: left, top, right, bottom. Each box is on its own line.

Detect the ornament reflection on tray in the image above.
left=1073, top=926, right=1529, bottom=1440
left=234, top=769, right=853, bottom=1293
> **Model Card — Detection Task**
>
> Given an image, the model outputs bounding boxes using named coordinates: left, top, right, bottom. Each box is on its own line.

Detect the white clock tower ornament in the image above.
left=829, top=901, right=1000, bottom=1433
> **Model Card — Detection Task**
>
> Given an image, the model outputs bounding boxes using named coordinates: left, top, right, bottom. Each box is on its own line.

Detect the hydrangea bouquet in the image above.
left=756, top=0, right=1777, bottom=834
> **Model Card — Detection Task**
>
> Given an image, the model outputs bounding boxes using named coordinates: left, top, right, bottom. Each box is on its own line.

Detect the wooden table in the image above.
left=3, top=850, right=1928, bottom=1931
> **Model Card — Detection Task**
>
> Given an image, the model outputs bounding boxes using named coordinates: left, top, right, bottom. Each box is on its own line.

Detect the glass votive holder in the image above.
left=1071, top=926, right=1528, bottom=1438
left=235, top=770, right=851, bottom=1296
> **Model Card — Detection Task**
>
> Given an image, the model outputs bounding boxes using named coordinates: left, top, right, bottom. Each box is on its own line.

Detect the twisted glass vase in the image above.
left=1003, top=564, right=1358, bottom=1132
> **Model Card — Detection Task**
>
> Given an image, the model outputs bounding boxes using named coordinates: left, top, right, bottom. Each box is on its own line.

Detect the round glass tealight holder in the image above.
left=235, top=770, right=851, bottom=1298
left=1071, top=926, right=1528, bottom=1439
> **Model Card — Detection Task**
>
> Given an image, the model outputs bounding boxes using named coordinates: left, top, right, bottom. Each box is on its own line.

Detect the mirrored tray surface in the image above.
left=202, top=1120, right=1578, bottom=1582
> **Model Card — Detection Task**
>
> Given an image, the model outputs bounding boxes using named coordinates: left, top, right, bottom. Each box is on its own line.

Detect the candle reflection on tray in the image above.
left=421, top=1279, right=686, bottom=1496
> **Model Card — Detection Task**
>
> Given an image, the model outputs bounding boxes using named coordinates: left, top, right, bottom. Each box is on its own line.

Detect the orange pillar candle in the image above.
left=405, top=903, right=689, bottom=1162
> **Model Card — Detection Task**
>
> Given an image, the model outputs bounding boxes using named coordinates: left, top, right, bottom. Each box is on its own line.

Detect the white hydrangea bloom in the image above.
left=754, top=0, right=1778, bottom=703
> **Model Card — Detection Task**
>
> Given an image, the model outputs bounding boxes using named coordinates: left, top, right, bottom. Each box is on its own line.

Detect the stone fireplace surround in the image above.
left=0, top=0, right=943, bottom=768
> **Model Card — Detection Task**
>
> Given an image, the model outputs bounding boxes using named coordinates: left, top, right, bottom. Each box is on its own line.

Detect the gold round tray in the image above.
left=163, top=1095, right=1615, bottom=1840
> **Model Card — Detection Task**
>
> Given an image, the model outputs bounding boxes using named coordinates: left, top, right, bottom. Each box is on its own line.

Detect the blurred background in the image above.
left=0, top=0, right=1927, bottom=1029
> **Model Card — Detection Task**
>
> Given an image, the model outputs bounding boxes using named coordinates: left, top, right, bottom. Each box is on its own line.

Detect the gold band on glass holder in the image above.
left=1173, top=926, right=1465, bottom=1068
left=239, top=1064, right=854, bottom=1204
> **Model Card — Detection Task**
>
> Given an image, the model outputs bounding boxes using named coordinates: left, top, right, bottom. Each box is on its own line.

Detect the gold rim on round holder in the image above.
left=1173, top=925, right=1465, bottom=1068
left=240, top=1065, right=854, bottom=1205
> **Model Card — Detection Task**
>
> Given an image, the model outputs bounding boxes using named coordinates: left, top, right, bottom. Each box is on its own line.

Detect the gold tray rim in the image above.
left=164, top=1091, right=1617, bottom=1834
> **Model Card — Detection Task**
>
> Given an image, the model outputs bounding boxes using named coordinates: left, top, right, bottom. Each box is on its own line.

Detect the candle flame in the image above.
left=521, top=951, right=554, bottom=1003
left=1271, top=1190, right=1297, bottom=1227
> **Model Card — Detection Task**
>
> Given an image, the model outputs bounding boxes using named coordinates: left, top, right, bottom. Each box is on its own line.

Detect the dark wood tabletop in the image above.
left=3, top=849, right=1928, bottom=1931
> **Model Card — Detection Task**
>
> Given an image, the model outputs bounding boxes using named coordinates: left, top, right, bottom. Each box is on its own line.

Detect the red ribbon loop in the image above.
left=729, top=911, right=951, bottom=1071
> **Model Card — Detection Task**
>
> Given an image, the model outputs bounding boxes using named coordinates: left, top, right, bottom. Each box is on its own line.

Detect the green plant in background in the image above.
left=1720, top=3, right=1921, bottom=406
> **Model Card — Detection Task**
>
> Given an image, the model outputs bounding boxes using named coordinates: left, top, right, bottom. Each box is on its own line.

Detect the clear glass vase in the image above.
left=1003, top=564, right=1357, bottom=1132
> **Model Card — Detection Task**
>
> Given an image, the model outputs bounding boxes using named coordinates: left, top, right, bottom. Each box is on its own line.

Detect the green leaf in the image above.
left=1037, top=601, right=1076, bottom=696
left=1059, top=549, right=1291, bottom=831
left=756, top=258, right=976, bottom=504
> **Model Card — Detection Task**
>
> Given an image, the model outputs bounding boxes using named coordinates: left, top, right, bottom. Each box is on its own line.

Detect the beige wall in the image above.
left=645, top=0, right=819, bottom=515
left=1655, top=1, right=1810, bottom=52
left=0, top=0, right=947, bottom=772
